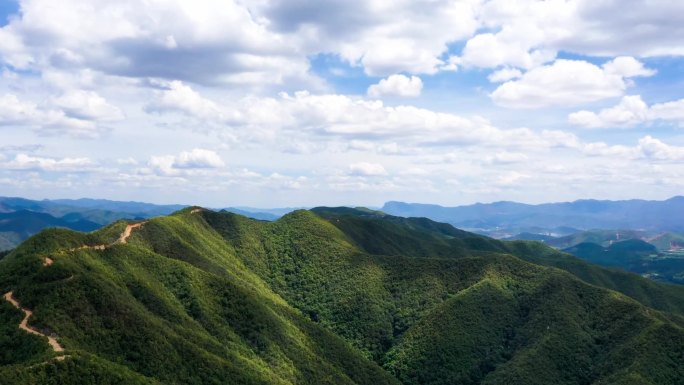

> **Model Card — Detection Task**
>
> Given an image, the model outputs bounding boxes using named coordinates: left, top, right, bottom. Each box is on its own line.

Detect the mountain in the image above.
left=220, top=208, right=281, bottom=221
left=48, top=198, right=187, bottom=217
left=382, top=196, right=684, bottom=232
left=0, top=210, right=101, bottom=251
left=547, top=229, right=651, bottom=249
left=1, top=207, right=683, bottom=384
left=563, top=239, right=656, bottom=267
left=0, top=197, right=191, bottom=251
left=564, top=239, right=684, bottom=285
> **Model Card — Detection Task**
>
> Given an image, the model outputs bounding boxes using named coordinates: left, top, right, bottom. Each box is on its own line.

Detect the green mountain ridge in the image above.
left=0, top=207, right=683, bottom=384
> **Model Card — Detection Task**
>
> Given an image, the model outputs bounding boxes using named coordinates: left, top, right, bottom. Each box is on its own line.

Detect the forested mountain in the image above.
left=1, top=208, right=683, bottom=384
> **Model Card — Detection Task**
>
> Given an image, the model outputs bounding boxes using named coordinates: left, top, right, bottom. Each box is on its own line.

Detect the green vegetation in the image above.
left=1, top=207, right=683, bottom=384
left=564, top=239, right=684, bottom=285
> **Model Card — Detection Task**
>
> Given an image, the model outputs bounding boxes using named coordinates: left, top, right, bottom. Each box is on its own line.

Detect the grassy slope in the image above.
left=0, top=210, right=397, bottom=385
left=204, top=209, right=684, bottom=385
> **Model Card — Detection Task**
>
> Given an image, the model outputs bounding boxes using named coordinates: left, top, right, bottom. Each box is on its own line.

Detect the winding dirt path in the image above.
left=1, top=220, right=152, bottom=359
left=62, top=221, right=148, bottom=253
left=116, top=222, right=147, bottom=244
left=3, top=291, right=64, bottom=353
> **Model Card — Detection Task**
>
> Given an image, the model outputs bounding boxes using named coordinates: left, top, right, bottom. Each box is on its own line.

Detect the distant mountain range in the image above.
left=382, top=196, right=684, bottom=233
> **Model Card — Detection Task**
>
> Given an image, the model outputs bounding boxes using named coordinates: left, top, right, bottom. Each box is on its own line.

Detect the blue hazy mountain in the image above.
left=382, top=196, right=684, bottom=232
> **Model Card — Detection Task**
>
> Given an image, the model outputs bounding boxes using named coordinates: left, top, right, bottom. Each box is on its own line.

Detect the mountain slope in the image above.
left=0, top=210, right=398, bottom=385
left=203, top=208, right=684, bottom=384
left=1, top=207, right=683, bottom=384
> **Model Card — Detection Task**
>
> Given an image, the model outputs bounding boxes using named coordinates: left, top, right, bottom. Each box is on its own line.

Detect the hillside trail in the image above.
left=3, top=291, right=65, bottom=357
left=3, top=220, right=150, bottom=359
left=61, top=221, right=148, bottom=253
left=116, top=222, right=146, bottom=244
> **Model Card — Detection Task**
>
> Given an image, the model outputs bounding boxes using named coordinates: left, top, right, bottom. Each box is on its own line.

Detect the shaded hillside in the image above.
left=1, top=208, right=683, bottom=384
left=0, top=210, right=101, bottom=251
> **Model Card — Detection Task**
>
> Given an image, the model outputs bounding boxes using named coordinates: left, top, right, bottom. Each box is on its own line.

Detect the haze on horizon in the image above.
left=1, top=0, right=684, bottom=208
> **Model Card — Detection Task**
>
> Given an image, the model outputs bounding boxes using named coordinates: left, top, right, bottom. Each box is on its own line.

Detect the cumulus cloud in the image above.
left=146, top=87, right=582, bottom=152
left=256, top=0, right=479, bottom=76
left=367, top=75, right=423, bottom=98
left=569, top=95, right=684, bottom=128
left=348, top=162, right=387, bottom=176
left=147, top=149, right=224, bottom=177
left=52, top=90, right=124, bottom=121
left=174, top=149, right=225, bottom=169
left=144, top=81, right=227, bottom=121
left=582, top=136, right=684, bottom=161
left=0, top=93, right=107, bottom=137
left=490, top=58, right=655, bottom=108
left=487, top=68, right=523, bottom=83
left=3, top=154, right=96, bottom=172
left=485, top=152, right=529, bottom=164
left=0, top=0, right=317, bottom=87
left=456, top=0, right=684, bottom=70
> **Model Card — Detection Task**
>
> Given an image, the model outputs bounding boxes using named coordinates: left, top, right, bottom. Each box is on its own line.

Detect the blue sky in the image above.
left=1, top=0, right=683, bottom=207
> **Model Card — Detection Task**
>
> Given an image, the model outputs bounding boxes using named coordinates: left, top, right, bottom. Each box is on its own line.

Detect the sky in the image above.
left=1, top=0, right=684, bottom=208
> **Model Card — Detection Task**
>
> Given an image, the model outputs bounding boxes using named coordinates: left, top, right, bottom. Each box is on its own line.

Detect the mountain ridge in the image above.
left=382, top=196, right=684, bottom=232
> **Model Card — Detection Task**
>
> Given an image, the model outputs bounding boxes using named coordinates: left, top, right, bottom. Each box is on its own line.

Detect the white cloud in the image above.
left=650, top=99, right=684, bottom=122
left=367, top=75, right=423, bottom=98
left=490, top=58, right=655, bottom=108
left=456, top=0, right=684, bottom=70
left=147, top=148, right=224, bottom=177
left=459, top=32, right=557, bottom=70
left=145, top=81, right=227, bottom=121
left=0, top=93, right=105, bottom=137
left=174, top=149, right=225, bottom=169
left=257, top=0, right=480, bottom=76
left=485, top=152, right=529, bottom=164
left=495, top=171, right=531, bottom=187
left=3, top=154, right=96, bottom=172
left=569, top=95, right=650, bottom=128
left=146, top=86, right=589, bottom=154
left=52, top=90, right=124, bottom=121
left=488, top=68, right=523, bottom=83
left=602, top=56, right=657, bottom=78
left=582, top=136, right=684, bottom=162
left=348, top=162, right=387, bottom=176
left=569, top=95, right=684, bottom=128
left=637, top=136, right=684, bottom=161
left=0, top=0, right=317, bottom=87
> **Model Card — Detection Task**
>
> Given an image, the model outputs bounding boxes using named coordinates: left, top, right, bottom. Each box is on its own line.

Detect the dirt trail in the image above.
left=1, top=221, right=149, bottom=359
left=190, top=208, right=203, bottom=214
left=116, top=222, right=147, bottom=244
left=3, top=291, right=64, bottom=353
